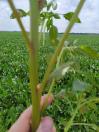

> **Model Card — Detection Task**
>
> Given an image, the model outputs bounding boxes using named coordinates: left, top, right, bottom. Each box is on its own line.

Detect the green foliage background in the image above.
left=0, top=32, right=99, bottom=132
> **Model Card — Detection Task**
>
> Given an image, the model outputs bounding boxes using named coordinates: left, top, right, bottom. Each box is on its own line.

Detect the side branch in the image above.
left=41, top=0, right=86, bottom=92
left=8, top=0, right=30, bottom=49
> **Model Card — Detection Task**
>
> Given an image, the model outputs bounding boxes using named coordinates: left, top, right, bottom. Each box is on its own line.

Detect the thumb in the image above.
left=37, top=117, right=56, bottom=132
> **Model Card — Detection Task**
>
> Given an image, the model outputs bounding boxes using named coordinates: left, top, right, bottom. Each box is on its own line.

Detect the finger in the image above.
left=9, top=84, right=54, bottom=132
left=52, top=126, right=56, bottom=132
left=37, top=116, right=55, bottom=132
left=19, top=106, right=32, bottom=121
left=18, top=94, right=53, bottom=121
left=40, top=94, right=54, bottom=108
left=37, top=84, right=54, bottom=108
left=8, top=107, right=32, bottom=132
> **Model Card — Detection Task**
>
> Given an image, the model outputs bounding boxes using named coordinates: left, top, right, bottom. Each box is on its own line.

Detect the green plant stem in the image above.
left=64, top=103, right=80, bottom=132
left=64, top=97, right=99, bottom=132
left=39, top=20, right=44, bottom=42
left=8, top=0, right=30, bottom=50
left=8, top=0, right=41, bottom=131
left=41, top=47, right=67, bottom=112
left=41, top=79, right=55, bottom=112
left=73, top=123, right=99, bottom=131
left=29, top=0, right=40, bottom=131
left=80, top=97, right=99, bottom=108
left=42, top=20, right=47, bottom=45
left=41, top=0, right=85, bottom=92
left=56, top=47, right=64, bottom=68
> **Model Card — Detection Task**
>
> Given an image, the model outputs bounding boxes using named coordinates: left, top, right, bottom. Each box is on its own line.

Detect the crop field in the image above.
left=0, top=32, right=99, bottom=131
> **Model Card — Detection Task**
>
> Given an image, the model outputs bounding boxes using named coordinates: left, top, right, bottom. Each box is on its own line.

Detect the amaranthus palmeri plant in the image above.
left=8, top=0, right=99, bottom=131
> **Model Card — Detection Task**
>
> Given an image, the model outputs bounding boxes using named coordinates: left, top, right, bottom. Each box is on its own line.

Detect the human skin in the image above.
left=9, top=85, right=56, bottom=132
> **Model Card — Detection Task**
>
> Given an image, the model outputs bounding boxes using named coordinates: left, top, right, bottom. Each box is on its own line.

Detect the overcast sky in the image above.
left=0, top=0, right=99, bottom=33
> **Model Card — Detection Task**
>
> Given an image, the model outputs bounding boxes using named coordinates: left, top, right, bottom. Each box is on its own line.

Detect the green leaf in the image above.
left=47, top=2, right=52, bottom=11
left=40, top=12, right=47, bottom=19
left=72, top=79, right=90, bottom=92
left=48, top=62, right=75, bottom=83
left=47, top=0, right=57, bottom=11
left=10, top=9, right=27, bottom=19
left=52, top=0, right=57, bottom=10
left=50, top=38, right=59, bottom=47
left=53, top=13, right=60, bottom=19
left=64, top=12, right=81, bottom=23
left=80, top=45, right=99, bottom=59
left=40, top=12, right=52, bottom=19
left=49, top=25, right=58, bottom=42
left=46, top=19, right=53, bottom=31
left=49, top=25, right=59, bottom=46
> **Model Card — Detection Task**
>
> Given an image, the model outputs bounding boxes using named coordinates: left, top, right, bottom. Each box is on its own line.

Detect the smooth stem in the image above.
left=42, top=47, right=65, bottom=111
left=64, top=103, right=80, bottom=132
left=42, top=48, right=64, bottom=112
left=64, top=97, right=99, bottom=132
left=80, top=97, right=99, bottom=108
left=56, top=47, right=64, bottom=68
left=42, top=20, right=47, bottom=46
left=29, top=0, right=40, bottom=131
left=41, top=0, right=85, bottom=92
left=8, top=0, right=30, bottom=50
left=41, top=47, right=65, bottom=111
left=39, top=20, right=44, bottom=42
left=73, top=123, right=99, bottom=130
left=9, top=0, right=41, bottom=131
left=41, top=79, right=55, bottom=112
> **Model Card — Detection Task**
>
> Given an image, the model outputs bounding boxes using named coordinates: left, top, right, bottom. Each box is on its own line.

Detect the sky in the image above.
left=0, top=0, right=99, bottom=33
